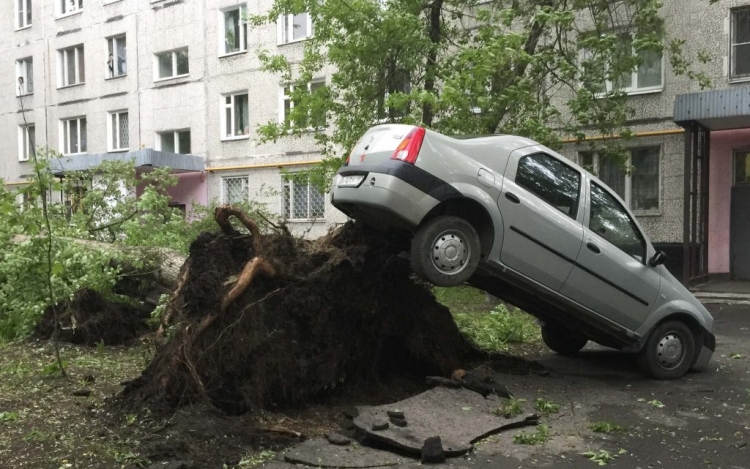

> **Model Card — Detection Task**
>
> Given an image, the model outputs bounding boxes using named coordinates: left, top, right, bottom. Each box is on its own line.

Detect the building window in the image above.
left=220, top=6, right=247, bottom=55
left=734, top=150, right=750, bottom=185
left=59, top=0, right=82, bottom=16
left=222, top=92, right=249, bottom=138
left=157, top=130, right=191, bottom=154
left=732, top=7, right=750, bottom=80
left=280, top=81, right=326, bottom=128
left=283, top=174, right=325, bottom=221
left=155, top=48, right=189, bottom=80
left=18, top=125, right=35, bottom=161
left=58, top=45, right=85, bottom=87
left=107, top=36, right=127, bottom=78
left=16, top=58, right=33, bottom=96
left=60, top=117, right=87, bottom=155
left=578, top=147, right=660, bottom=213
left=108, top=111, right=129, bottom=151
left=222, top=176, right=249, bottom=204
left=16, top=0, right=32, bottom=29
left=580, top=32, right=663, bottom=94
left=278, top=12, right=313, bottom=44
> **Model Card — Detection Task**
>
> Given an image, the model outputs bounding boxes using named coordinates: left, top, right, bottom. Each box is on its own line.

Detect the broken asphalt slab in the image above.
left=283, top=438, right=413, bottom=468
left=353, top=386, right=537, bottom=457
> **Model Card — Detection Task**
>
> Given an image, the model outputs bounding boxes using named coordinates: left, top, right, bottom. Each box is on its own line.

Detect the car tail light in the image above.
left=391, top=127, right=426, bottom=164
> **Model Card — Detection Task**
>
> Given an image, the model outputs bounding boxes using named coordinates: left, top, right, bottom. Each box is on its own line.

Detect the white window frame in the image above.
left=18, top=125, right=35, bottom=161
left=731, top=6, right=750, bottom=82
left=221, top=176, right=249, bottom=204
left=277, top=12, right=313, bottom=45
left=153, top=48, right=189, bottom=81
left=579, top=33, right=664, bottom=96
left=57, top=0, right=82, bottom=18
left=16, top=57, right=33, bottom=96
left=156, top=129, right=191, bottom=154
left=282, top=174, right=325, bottom=222
left=577, top=147, right=661, bottom=215
left=58, top=45, right=85, bottom=88
left=59, top=117, right=87, bottom=156
left=221, top=92, right=250, bottom=140
left=219, top=5, right=247, bottom=57
left=106, top=35, right=127, bottom=79
left=278, top=80, right=326, bottom=128
left=16, top=0, right=32, bottom=30
left=108, top=110, right=129, bottom=152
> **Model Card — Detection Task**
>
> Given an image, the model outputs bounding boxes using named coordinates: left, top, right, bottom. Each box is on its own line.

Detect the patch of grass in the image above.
left=227, top=449, right=277, bottom=468
left=580, top=448, right=627, bottom=466
left=513, top=424, right=549, bottom=445
left=589, top=421, right=626, bottom=433
left=534, top=398, right=560, bottom=415
left=433, top=286, right=489, bottom=314
left=453, top=305, right=540, bottom=352
left=494, top=397, right=526, bottom=419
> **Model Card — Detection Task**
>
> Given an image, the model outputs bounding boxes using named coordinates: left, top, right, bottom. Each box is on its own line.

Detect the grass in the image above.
left=534, top=398, right=560, bottom=415
left=494, top=397, right=526, bottom=419
left=589, top=421, right=626, bottom=434
left=513, top=424, right=550, bottom=445
left=435, top=285, right=541, bottom=353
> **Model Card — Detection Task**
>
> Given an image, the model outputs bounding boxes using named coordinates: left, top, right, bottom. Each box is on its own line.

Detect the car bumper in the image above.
left=331, top=172, right=440, bottom=230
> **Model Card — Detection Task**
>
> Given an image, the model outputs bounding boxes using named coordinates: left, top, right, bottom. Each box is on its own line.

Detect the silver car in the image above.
left=331, top=124, right=714, bottom=379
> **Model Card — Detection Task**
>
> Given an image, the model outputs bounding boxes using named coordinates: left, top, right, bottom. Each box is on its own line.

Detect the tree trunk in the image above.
left=12, top=234, right=187, bottom=288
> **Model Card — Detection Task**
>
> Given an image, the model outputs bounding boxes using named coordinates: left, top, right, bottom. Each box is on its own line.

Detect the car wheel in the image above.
left=541, top=324, right=588, bottom=355
left=637, top=320, right=696, bottom=380
left=411, top=216, right=481, bottom=287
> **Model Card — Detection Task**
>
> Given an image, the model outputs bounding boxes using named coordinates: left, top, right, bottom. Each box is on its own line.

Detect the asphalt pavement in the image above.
left=267, top=304, right=750, bottom=469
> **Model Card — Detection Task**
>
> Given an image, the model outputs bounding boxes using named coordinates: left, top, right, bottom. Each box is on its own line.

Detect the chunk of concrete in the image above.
left=283, top=438, right=411, bottom=468
left=353, top=386, right=535, bottom=457
left=421, top=436, right=446, bottom=464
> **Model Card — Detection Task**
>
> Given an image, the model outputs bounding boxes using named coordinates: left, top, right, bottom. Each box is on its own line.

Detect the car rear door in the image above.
left=498, top=148, right=585, bottom=291
left=559, top=180, right=661, bottom=331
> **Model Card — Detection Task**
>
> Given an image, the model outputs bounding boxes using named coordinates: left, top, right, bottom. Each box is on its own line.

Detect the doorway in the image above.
left=731, top=151, right=750, bottom=280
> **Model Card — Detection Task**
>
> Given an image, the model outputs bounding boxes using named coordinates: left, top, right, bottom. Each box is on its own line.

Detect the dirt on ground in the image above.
left=122, top=218, right=482, bottom=415
left=34, top=288, right=150, bottom=346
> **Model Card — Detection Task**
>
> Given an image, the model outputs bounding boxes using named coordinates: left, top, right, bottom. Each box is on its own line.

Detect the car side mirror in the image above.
left=649, top=250, right=668, bottom=267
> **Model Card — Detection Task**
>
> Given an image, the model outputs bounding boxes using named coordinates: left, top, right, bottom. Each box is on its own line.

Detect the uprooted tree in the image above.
left=123, top=205, right=486, bottom=413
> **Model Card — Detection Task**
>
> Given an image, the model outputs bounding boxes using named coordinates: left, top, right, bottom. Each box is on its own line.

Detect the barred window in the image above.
left=222, top=176, right=249, bottom=204
left=283, top=174, right=325, bottom=220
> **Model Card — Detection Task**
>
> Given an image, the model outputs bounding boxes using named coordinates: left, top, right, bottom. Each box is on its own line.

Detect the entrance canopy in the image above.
left=47, top=148, right=204, bottom=176
left=674, top=86, right=750, bottom=130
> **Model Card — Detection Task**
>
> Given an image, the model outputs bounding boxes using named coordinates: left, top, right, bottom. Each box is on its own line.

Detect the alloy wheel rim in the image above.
left=431, top=230, right=470, bottom=275
left=656, top=331, right=685, bottom=370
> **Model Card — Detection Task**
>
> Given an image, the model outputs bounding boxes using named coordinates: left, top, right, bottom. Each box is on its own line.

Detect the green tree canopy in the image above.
left=252, top=0, right=711, bottom=183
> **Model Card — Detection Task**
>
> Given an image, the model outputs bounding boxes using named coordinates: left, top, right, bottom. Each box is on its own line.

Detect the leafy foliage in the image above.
left=494, top=397, right=526, bottom=418
left=534, top=398, right=560, bottom=415
left=513, top=423, right=550, bottom=445
left=589, top=421, right=626, bottom=433
left=0, top=149, right=276, bottom=341
left=581, top=448, right=628, bottom=465
left=250, top=0, right=714, bottom=187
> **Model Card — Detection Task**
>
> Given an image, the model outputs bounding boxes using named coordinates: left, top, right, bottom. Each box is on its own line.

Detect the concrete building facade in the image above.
left=4, top=0, right=750, bottom=279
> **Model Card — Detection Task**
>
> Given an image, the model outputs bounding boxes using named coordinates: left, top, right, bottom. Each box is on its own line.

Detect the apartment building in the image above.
left=557, top=0, right=750, bottom=284
left=1, top=0, right=345, bottom=237
left=4, top=0, right=750, bottom=282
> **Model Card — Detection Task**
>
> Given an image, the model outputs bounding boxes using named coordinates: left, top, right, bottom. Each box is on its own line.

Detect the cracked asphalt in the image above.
left=466, top=303, right=750, bottom=469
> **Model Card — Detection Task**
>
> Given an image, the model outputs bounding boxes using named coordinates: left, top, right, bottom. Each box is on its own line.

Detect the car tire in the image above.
left=411, top=216, right=481, bottom=287
left=637, top=320, right=696, bottom=380
left=541, top=324, right=588, bottom=355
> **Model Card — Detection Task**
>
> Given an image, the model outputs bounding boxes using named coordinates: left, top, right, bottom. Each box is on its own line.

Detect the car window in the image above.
left=515, top=153, right=581, bottom=219
left=589, top=182, right=646, bottom=262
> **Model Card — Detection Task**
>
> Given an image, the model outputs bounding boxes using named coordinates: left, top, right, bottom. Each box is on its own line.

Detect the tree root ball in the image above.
left=34, top=288, right=150, bottom=346
left=123, top=221, right=480, bottom=415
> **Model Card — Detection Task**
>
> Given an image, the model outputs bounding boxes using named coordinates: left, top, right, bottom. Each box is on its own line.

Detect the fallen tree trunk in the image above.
left=12, top=234, right=186, bottom=288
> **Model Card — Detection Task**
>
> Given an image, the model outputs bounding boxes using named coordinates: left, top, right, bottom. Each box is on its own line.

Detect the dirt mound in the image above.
left=123, top=208, right=481, bottom=414
left=34, top=288, right=149, bottom=345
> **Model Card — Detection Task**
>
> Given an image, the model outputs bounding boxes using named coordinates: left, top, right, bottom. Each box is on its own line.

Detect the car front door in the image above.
left=498, top=150, right=585, bottom=292
left=559, top=181, right=661, bottom=331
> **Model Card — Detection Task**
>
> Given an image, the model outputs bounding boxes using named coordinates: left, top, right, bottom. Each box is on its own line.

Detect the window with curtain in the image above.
left=577, top=147, right=660, bottom=213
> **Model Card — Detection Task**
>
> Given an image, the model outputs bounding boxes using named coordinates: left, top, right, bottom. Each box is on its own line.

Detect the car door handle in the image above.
left=586, top=242, right=601, bottom=254
left=505, top=192, right=520, bottom=204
